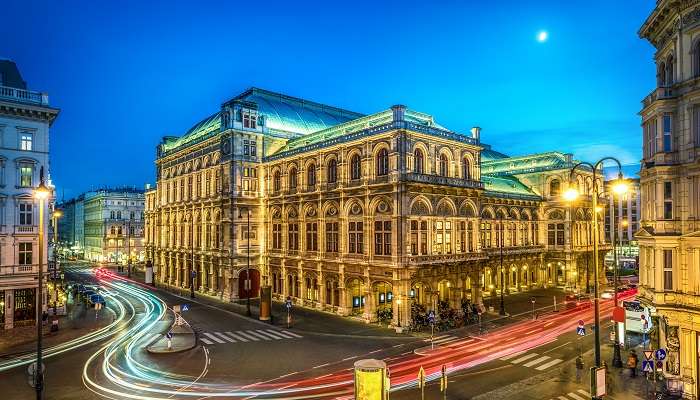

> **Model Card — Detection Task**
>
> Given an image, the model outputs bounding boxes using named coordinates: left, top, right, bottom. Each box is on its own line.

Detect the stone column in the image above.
left=4, top=290, right=13, bottom=329
left=174, top=255, right=181, bottom=286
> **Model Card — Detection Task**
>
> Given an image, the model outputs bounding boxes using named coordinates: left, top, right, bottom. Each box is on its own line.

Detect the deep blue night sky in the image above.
left=1, top=1, right=656, bottom=199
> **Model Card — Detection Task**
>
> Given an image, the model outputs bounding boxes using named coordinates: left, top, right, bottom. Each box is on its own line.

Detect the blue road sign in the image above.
left=428, top=311, right=436, bottom=324
left=191, top=270, right=197, bottom=277
left=181, top=304, right=190, bottom=312
left=285, top=300, right=292, bottom=310
left=655, top=349, right=667, bottom=361
left=576, top=327, right=586, bottom=336
left=642, top=360, right=654, bottom=373
left=166, top=331, right=173, bottom=339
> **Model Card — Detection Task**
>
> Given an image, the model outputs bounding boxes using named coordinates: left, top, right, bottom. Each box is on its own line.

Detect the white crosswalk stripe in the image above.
left=504, top=351, right=564, bottom=371
left=200, top=329, right=303, bottom=346
left=550, top=388, right=591, bottom=400
left=423, top=335, right=462, bottom=346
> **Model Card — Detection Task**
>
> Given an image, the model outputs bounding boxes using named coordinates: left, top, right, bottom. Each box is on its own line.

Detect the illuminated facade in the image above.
left=638, top=2, right=700, bottom=397
left=145, top=88, right=607, bottom=325
left=83, top=188, right=145, bottom=264
left=0, top=60, right=58, bottom=329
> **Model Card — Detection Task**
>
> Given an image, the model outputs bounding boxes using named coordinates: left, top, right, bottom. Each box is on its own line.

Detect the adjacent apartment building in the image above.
left=145, top=87, right=611, bottom=326
left=638, top=1, right=700, bottom=397
left=81, top=188, right=145, bottom=264
left=0, top=60, right=59, bottom=329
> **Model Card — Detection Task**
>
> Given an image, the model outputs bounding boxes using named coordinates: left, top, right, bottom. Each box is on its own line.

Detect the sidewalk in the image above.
left=0, top=292, right=113, bottom=356
left=474, top=341, right=649, bottom=400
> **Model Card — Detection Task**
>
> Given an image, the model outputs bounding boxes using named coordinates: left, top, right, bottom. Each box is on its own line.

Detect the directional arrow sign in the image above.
left=642, top=360, right=654, bottom=373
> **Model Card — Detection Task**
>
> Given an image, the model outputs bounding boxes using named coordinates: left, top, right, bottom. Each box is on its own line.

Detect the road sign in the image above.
left=428, top=311, right=435, bottom=325
left=655, top=349, right=667, bottom=361
left=656, top=361, right=664, bottom=370
left=644, top=350, right=654, bottom=360
left=578, top=319, right=584, bottom=326
left=531, top=297, right=536, bottom=304
left=285, top=300, right=292, bottom=310
left=642, top=360, right=654, bottom=373
left=181, top=304, right=190, bottom=312
left=576, top=326, right=586, bottom=336
left=166, top=331, right=173, bottom=339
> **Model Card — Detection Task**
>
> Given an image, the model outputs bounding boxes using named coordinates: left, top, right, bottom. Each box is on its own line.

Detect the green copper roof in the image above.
left=481, top=151, right=582, bottom=176
left=161, top=88, right=364, bottom=154
left=481, top=147, right=510, bottom=161
left=482, top=175, right=541, bottom=200
left=233, top=88, right=364, bottom=136
left=276, top=108, right=449, bottom=154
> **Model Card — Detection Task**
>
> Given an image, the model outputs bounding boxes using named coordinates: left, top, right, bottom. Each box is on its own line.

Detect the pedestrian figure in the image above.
left=575, top=355, right=584, bottom=383
left=627, top=350, right=638, bottom=378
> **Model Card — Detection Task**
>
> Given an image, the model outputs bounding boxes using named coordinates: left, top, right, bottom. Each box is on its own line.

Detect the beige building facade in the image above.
left=638, top=1, right=700, bottom=397
left=145, top=88, right=608, bottom=327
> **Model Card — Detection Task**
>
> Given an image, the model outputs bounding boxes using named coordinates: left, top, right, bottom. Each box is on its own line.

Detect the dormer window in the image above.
left=242, top=110, right=257, bottom=129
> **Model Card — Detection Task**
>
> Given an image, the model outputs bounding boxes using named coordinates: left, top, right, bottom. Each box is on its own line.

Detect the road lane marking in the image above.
left=226, top=331, right=249, bottom=342
left=254, top=330, right=282, bottom=340
left=282, top=330, right=303, bottom=338
left=342, top=356, right=358, bottom=361
left=523, top=355, right=550, bottom=367
left=313, top=363, right=330, bottom=369
left=393, top=344, right=404, bottom=348
left=568, top=392, right=586, bottom=400
left=203, top=332, right=226, bottom=344
left=500, top=350, right=528, bottom=361
left=236, top=331, right=261, bottom=341
left=200, top=337, right=214, bottom=345
left=369, top=349, right=382, bottom=354
left=246, top=330, right=272, bottom=340
left=511, top=353, right=539, bottom=364
left=577, top=389, right=591, bottom=397
left=535, top=358, right=563, bottom=370
left=558, top=396, right=569, bottom=400
left=544, top=341, right=571, bottom=354
left=213, top=332, right=236, bottom=343
left=315, top=373, right=332, bottom=379
left=263, top=329, right=288, bottom=339
left=274, top=330, right=298, bottom=339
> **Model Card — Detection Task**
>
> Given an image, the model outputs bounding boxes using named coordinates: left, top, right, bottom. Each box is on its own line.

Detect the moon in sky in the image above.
left=537, top=30, right=548, bottom=42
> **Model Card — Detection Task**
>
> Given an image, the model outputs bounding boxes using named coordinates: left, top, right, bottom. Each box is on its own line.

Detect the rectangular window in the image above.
left=305, top=222, right=317, bottom=251
left=272, top=223, right=282, bottom=250
left=19, top=242, right=32, bottom=265
left=374, top=220, right=391, bottom=256
left=243, top=141, right=249, bottom=155
left=19, top=203, right=32, bottom=225
left=663, top=249, right=673, bottom=291
left=556, top=223, right=565, bottom=246
left=547, top=223, right=555, bottom=246
left=19, top=165, right=32, bottom=187
left=20, top=133, right=33, bottom=151
left=288, top=223, right=299, bottom=250
left=664, top=181, right=673, bottom=220
left=325, top=222, right=338, bottom=253
left=663, top=115, right=672, bottom=152
left=349, top=221, right=363, bottom=254
left=243, top=111, right=257, bottom=129
left=480, top=222, right=491, bottom=248
left=695, top=106, right=700, bottom=145
left=250, top=142, right=256, bottom=156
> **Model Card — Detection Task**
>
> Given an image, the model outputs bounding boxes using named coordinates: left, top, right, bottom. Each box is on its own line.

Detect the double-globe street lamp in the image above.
left=239, top=207, right=252, bottom=317
left=562, top=157, right=628, bottom=378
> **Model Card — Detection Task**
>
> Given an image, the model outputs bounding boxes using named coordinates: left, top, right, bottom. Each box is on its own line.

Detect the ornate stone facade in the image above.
left=639, top=1, right=700, bottom=397
left=145, top=88, right=607, bottom=327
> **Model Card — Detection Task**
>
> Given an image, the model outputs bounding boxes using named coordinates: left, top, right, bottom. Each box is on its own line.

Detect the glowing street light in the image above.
left=33, top=167, right=50, bottom=399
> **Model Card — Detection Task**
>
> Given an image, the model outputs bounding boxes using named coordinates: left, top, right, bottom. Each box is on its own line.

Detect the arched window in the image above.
left=273, top=171, right=281, bottom=192
left=288, top=166, right=297, bottom=189
left=439, top=153, right=448, bottom=177
left=414, top=149, right=424, bottom=174
left=350, top=154, right=361, bottom=180
left=666, top=55, right=674, bottom=85
left=307, top=164, right=316, bottom=188
left=694, top=41, right=700, bottom=77
left=327, top=159, right=337, bottom=183
left=376, top=148, right=389, bottom=176
left=462, top=157, right=470, bottom=179
left=549, top=179, right=561, bottom=197
left=658, top=62, right=667, bottom=87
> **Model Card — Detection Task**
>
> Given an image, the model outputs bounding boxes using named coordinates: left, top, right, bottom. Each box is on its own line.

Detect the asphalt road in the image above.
left=0, top=261, right=634, bottom=399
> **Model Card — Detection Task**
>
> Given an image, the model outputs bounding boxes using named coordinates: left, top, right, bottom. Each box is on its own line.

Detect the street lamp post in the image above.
left=127, top=219, right=131, bottom=279
left=52, top=210, right=62, bottom=314
left=34, top=168, right=50, bottom=400
left=239, top=207, right=252, bottom=317
left=563, top=157, right=628, bottom=383
left=499, top=215, right=505, bottom=316
left=396, top=297, right=402, bottom=328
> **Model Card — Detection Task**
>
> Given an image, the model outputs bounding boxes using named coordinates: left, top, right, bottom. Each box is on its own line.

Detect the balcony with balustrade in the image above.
left=0, top=85, right=49, bottom=106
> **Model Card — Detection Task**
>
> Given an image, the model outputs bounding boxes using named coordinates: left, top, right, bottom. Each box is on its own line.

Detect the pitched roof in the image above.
left=482, top=175, right=540, bottom=200
left=0, top=59, right=26, bottom=89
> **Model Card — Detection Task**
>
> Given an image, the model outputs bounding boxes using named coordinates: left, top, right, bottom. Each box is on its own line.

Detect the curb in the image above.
left=146, top=333, right=197, bottom=354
